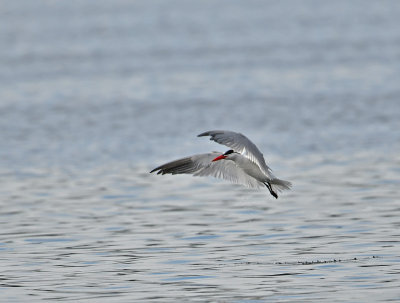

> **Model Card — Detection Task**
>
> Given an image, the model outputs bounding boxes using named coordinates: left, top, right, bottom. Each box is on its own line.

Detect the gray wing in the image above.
left=149, top=153, right=217, bottom=175
left=150, top=152, right=264, bottom=188
left=198, top=130, right=273, bottom=177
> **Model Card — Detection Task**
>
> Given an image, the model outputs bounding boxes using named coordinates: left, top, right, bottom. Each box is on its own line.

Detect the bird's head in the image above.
left=212, top=150, right=236, bottom=162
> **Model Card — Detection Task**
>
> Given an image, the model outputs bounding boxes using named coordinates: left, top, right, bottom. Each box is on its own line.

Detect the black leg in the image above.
left=264, top=182, right=278, bottom=199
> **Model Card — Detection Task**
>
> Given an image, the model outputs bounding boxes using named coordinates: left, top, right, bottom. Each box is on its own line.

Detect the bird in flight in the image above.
left=150, top=130, right=291, bottom=198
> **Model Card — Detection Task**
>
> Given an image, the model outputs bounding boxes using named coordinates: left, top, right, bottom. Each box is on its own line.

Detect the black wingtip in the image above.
left=197, top=130, right=216, bottom=137
left=150, top=169, right=165, bottom=175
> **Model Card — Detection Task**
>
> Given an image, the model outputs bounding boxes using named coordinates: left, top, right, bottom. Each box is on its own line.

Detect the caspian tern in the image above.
left=150, top=130, right=291, bottom=198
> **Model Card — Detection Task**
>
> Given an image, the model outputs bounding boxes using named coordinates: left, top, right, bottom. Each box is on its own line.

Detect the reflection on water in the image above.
left=1, top=0, right=400, bottom=301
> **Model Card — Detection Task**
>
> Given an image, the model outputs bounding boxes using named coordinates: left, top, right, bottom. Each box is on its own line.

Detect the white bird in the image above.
left=150, top=130, right=291, bottom=199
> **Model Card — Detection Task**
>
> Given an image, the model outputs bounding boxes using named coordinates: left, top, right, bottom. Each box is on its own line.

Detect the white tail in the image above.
left=270, top=178, right=292, bottom=192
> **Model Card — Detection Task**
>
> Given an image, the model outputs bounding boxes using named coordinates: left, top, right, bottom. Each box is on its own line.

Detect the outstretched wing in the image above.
left=150, top=152, right=264, bottom=188
left=198, top=130, right=273, bottom=177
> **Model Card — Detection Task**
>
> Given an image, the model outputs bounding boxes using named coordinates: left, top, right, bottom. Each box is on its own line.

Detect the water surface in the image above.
left=1, top=0, right=400, bottom=302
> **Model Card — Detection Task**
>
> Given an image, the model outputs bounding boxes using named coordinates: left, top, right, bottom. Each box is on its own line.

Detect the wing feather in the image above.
left=198, top=130, right=273, bottom=177
left=150, top=152, right=264, bottom=188
left=194, top=160, right=264, bottom=188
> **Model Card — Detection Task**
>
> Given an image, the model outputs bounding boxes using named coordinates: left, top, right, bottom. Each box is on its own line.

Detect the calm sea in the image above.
left=1, top=0, right=399, bottom=301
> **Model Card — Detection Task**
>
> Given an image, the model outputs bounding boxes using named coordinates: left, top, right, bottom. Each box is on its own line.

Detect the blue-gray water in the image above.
left=1, top=0, right=400, bottom=302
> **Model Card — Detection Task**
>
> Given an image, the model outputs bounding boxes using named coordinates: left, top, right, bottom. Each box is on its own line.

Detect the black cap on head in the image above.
left=224, top=149, right=234, bottom=155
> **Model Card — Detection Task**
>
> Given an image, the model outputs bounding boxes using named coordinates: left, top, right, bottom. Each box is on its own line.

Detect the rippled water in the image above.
left=1, top=0, right=400, bottom=302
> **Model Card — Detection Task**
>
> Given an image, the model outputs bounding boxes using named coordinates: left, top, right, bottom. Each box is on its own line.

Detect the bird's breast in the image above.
left=235, top=157, right=269, bottom=182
